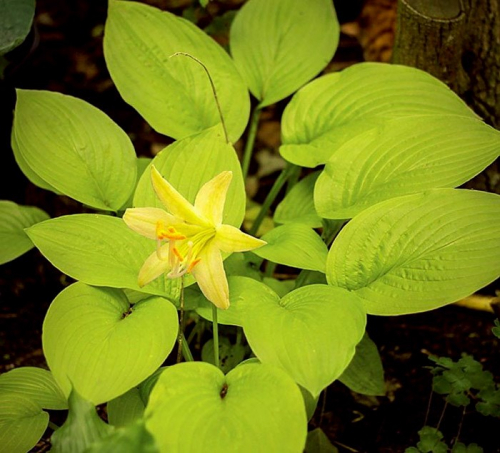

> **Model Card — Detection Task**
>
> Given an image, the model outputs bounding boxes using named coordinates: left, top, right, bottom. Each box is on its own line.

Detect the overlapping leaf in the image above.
left=280, top=63, right=478, bottom=167
left=145, top=361, right=307, bottom=452
left=26, top=214, right=180, bottom=298
left=104, top=0, right=249, bottom=142
left=43, top=283, right=178, bottom=405
left=314, top=116, right=500, bottom=219
left=327, top=189, right=500, bottom=315
left=229, top=0, right=339, bottom=107
left=0, top=201, right=49, bottom=264
left=12, top=90, right=137, bottom=211
left=133, top=126, right=245, bottom=228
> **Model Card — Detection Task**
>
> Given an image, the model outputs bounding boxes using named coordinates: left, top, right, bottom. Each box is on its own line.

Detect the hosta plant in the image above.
left=1, top=0, right=499, bottom=451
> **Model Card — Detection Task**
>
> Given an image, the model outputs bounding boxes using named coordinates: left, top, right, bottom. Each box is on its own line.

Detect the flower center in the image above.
left=155, top=221, right=214, bottom=279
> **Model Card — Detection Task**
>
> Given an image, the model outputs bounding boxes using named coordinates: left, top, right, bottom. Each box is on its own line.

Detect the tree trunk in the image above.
left=392, top=0, right=500, bottom=129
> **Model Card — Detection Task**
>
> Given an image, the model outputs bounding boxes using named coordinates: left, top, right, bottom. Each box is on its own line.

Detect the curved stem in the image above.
left=169, top=52, right=229, bottom=143
left=176, top=277, right=185, bottom=363
left=242, top=105, right=262, bottom=179
left=249, top=163, right=296, bottom=236
left=181, top=332, right=194, bottom=362
left=212, top=304, right=220, bottom=369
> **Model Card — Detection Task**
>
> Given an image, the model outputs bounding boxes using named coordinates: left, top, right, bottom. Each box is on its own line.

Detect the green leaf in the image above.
left=107, top=388, right=145, bottom=428
left=133, top=126, right=246, bottom=228
left=50, top=389, right=114, bottom=453
left=26, top=214, right=180, bottom=298
left=12, top=90, right=137, bottom=211
left=254, top=223, right=328, bottom=272
left=242, top=282, right=366, bottom=397
left=338, top=333, right=386, bottom=396
left=85, top=420, right=157, bottom=453
left=145, top=361, right=307, bottom=452
left=326, top=189, right=500, bottom=315
left=104, top=0, right=249, bottom=142
left=0, top=366, right=67, bottom=410
left=493, top=319, right=500, bottom=338
left=196, top=276, right=268, bottom=326
left=229, top=0, right=339, bottom=107
left=305, top=428, right=339, bottom=453
left=0, top=0, right=35, bottom=55
left=274, top=171, right=322, bottom=228
left=43, top=282, right=178, bottom=405
left=0, top=393, right=48, bottom=453
left=0, top=201, right=49, bottom=264
left=416, top=426, right=447, bottom=453
left=280, top=62, right=478, bottom=167
left=314, top=116, right=500, bottom=219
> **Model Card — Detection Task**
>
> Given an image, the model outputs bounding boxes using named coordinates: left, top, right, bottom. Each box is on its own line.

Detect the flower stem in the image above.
left=169, top=52, right=229, bottom=143
left=177, top=277, right=185, bottom=364
left=181, top=332, right=194, bottom=362
left=212, top=304, right=220, bottom=369
left=242, top=105, right=262, bottom=179
left=249, top=163, right=296, bottom=236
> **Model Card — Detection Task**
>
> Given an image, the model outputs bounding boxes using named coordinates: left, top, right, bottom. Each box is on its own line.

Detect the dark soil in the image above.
left=1, top=1, right=499, bottom=452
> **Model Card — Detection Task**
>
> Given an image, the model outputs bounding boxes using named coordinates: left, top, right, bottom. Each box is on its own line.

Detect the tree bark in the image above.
left=392, top=0, right=500, bottom=129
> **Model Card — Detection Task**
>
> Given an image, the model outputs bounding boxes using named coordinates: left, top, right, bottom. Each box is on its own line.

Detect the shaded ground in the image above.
left=1, top=1, right=499, bottom=452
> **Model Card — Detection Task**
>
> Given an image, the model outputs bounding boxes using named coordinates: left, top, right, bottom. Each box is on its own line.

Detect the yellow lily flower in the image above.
left=123, top=166, right=266, bottom=309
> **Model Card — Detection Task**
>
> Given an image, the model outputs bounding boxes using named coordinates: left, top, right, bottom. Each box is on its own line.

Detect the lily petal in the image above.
left=194, top=171, right=232, bottom=225
left=190, top=241, right=230, bottom=309
left=151, top=166, right=207, bottom=226
left=138, top=245, right=171, bottom=287
left=215, top=224, right=267, bottom=253
left=124, top=207, right=177, bottom=240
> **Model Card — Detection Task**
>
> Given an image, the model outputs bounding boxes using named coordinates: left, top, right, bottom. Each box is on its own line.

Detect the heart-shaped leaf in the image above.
left=133, top=126, right=245, bottom=228
left=326, top=189, right=500, bottom=315
left=314, top=116, right=500, bottom=219
left=280, top=62, right=478, bottom=167
left=0, top=366, right=67, bottom=409
left=104, top=0, right=249, bottom=142
left=145, top=361, right=307, bottom=452
left=229, top=0, right=339, bottom=107
left=26, top=214, right=180, bottom=298
left=12, top=90, right=137, bottom=211
left=43, top=282, right=178, bottom=405
left=254, top=223, right=328, bottom=272
left=0, top=393, right=48, bottom=453
left=274, top=171, right=322, bottom=228
left=242, top=283, right=366, bottom=397
left=0, top=201, right=49, bottom=264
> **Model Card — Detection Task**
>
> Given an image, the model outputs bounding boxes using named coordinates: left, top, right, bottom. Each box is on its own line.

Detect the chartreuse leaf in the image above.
left=43, top=282, right=178, bottom=405
left=242, top=281, right=366, bottom=397
left=145, top=361, right=307, bottom=452
left=338, top=333, right=385, bottom=396
left=104, top=0, right=249, bottom=142
left=254, top=223, right=328, bottom=272
left=196, top=276, right=276, bottom=327
left=107, top=388, right=145, bottom=428
left=229, top=0, right=338, bottom=107
left=12, top=90, right=137, bottom=211
left=274, top=171, right=322, bottom=228
left=315, top=116, right=500, bottom=219
left=134, top=126, right=245, bottom=228
left=0, top=0, right=35, bottom=55
left=50, top=389, right=114, bottom=453
left=0, top=393, right=48, bottom=453
left=327, top=189, right=500, bottom=315
left=280, top=63, right=478, bottom=167
left=0, top=366, right=67, bottom=409
left=0, top=201, right=49, bottom=264
left=26, top=214, right=180, bottom=298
